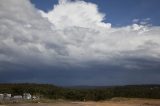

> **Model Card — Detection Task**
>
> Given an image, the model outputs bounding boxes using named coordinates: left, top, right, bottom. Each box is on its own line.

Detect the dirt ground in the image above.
left=1, top=98, right=160, bottom=106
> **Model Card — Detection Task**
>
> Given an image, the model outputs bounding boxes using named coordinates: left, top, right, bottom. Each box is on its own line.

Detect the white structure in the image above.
left=0, top=94, right=4, bottom=100
left=13, top=95, right=23, bottom=99
left=3, top=93, right=11, bottom=100
left=32, top=96, right=37, bottom=100
left=23, top=93, right=32, bottom=100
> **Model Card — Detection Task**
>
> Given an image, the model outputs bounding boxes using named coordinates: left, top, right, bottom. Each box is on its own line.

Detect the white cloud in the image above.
left=41, top=0, right=111, bottom=29
left=59, top=0, right=69, bottom=4
left=0, top=0, right=160, bottom=70
left=133, top=18, right=151, bottom=26
left=132, top=19, right=139, bottom=23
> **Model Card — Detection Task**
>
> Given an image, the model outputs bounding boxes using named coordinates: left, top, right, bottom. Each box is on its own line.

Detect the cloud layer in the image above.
left=0, top=0, right=160, bottom=85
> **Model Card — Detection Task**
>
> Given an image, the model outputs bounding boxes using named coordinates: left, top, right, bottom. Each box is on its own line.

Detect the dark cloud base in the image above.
left=0, top=60, right=160, bottom=86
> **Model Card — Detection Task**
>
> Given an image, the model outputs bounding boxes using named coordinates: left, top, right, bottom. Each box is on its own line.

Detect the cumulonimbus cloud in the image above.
left=0, top=0, right=160, bottom=71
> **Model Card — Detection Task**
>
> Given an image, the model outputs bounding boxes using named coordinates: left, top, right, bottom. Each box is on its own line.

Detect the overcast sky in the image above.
left=0, top=0, right=160, bottom=86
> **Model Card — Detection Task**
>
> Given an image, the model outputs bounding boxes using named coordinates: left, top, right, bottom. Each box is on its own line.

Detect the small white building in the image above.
left=32, top=96, right=36, bottom=100
left=13, top=95, right=23, bottom=100
left=23, top=93, right=32, bottom=100
left=3, top=93, right=11, bottom=100
left=0, top=94, right=4, bottom=100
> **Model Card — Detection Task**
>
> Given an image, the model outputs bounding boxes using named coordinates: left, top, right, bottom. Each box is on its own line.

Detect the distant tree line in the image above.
left=0, top=83, right=160, bottom=101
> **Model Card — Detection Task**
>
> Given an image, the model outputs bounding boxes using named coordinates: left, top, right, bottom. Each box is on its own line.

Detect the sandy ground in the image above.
left=1, top=98, right=160, bottom=106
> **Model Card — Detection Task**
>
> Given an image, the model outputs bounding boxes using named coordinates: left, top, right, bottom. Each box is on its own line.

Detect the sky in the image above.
left=0, top=0, right=160, bottom=86
left=31, top=0, right=160, bottom=27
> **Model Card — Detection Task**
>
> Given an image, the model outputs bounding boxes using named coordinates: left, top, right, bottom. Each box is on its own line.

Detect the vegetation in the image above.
left=0, top=83, right=160, bottom=101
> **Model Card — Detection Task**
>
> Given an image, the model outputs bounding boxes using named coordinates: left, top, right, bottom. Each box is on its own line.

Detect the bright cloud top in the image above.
left=0, top=0, right=160, bottom=70
left=41, top=0, right=111, bottom=29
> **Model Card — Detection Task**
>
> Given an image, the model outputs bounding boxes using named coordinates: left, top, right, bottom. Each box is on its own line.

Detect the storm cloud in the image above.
left=0, top=0, right=160, bottom=85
